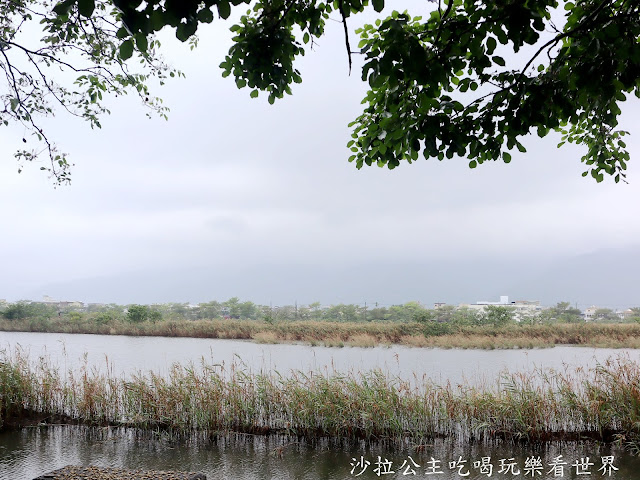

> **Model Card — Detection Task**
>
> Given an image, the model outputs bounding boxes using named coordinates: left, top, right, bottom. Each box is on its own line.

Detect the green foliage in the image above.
left=1, top=0, right=181, bottom=184
left=432, top=305, right=479, bottom=325
left=541, top=302, right=584, bottom=323
left=412, top=309, right=435, bottom=323
left=223, top=297, right=243, bottom=319
left=421, top=321, right=453, bottom=336
left=126, top=304, right=161, bottom=323
left=629, top=307, right=640, bottom=323
left=388, top=301, right=426, bottom=322
left=195, top=301, right=222, bottom=319
left=5, top=0, right=638, bottom=181
left=239, top=300, right=259, bottom=319
left=324, top=303, right=360, bottom=322
left=346, top=1, right=639, bottom=182
left=476, top=305, right=515, bottom=327
left=1, top=301, right=56, bottom=321
left=110, top=0, right=640, bottom=182
left=2, top=302, right=32, bottom=320
left=591, top=308, right=620, bottom=323
left=67, top=311, right=84, bottom=323
left=90, top=311, right=118, bottom=325
left=148, top=310, right=162, bottom=323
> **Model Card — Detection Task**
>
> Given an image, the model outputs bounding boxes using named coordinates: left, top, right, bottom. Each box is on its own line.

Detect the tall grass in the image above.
left=3, top=350, right=640, bottom=450
left=4, top=318, right=640, bottom=349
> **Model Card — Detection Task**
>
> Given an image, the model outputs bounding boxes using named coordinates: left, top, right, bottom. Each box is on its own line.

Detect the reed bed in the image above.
left=4, top=318, right=640, bottom=349
left=3, top=350, right=640, bottom=451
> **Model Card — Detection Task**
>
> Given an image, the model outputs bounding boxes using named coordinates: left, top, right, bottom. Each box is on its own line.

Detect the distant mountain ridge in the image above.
left=17, top=246, right=640, bottom=309
left=506, top=245, right=640, bottom=309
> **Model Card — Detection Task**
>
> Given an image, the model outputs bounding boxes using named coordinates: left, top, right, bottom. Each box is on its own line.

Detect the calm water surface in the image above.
left=2, top=330, right=639, bottom=385
left=2, top=426, right=640, bottom=480
left=2, top=331, right=640, bottom=479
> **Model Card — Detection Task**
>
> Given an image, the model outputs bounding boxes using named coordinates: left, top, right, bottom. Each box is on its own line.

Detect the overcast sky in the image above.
left=1, top=4, right=639, bottom=308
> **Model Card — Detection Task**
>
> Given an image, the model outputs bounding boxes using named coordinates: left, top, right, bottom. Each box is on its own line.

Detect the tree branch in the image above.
left=338, top=0, right=352, bottom=74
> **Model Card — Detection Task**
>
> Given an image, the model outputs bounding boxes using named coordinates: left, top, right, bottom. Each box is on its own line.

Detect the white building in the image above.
left=458, top=296, right=542, bottom=322
left=583, top=306, right=599, bottom=321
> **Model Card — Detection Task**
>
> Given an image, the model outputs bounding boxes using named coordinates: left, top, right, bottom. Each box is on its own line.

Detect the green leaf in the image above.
left=372, top=0, right=384, bottom=13
left=198, top=8, right=214, bottom=23
left=52, top=0, right=74, bottom=16
left=218, top=1, right=231, bottom=19
left=77, top=0, right=95, bottom=17
left=493, top=56, right=505, bottom=67
left=469, top=160, right=477, bottom=168
left=135, top=33, right=148, bottom=53
left=250, top=89, right=259, bottom=98
left=119, top=39, right=134, bottom=60
left=150, top=10, right=165, bottom=31
left=486, top=37, right=497, bottom=55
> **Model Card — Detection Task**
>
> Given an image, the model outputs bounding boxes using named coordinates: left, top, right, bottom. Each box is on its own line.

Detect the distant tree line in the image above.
left=2, top=298, right=640, bottom=326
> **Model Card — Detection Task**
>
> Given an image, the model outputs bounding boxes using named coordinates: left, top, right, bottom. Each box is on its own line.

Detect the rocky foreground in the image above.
left=33, top=465, right=206, bottom=480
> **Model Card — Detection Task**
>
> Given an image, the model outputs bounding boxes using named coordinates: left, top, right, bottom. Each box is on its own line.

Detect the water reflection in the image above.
left=2, top=331, right=640, bottom=386
left=3, top=331, right=640, bottom=479
left=2, top=426, right=639, bottom=480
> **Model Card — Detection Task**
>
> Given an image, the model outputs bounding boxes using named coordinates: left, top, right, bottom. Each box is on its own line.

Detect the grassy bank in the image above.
left=2, top=351, right=640, bottom=450
left=3, top=318, right=640, bottom=348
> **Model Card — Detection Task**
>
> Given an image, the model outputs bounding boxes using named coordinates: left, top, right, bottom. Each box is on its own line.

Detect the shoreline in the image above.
left=2, top=320, right=640, bottom=349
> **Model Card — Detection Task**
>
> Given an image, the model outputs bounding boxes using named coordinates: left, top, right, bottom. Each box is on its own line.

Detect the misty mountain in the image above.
left=506, top=245, right=640, bottom=309
left=18, top=246, right=639, bottom=309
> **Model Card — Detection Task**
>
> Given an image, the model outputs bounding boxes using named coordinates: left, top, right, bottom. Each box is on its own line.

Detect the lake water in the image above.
left=3, top=425, right=640, bottom=480
left=2, top=331, right=640, bottom=479
left=2, top=330, right=640, bottom=386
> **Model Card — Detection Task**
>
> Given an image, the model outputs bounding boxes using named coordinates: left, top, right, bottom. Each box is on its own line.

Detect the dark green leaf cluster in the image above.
left=108, top=0, right=252, bottom=41
left=115, top=0, right=636, bottom=181
left=347, top=0, right=640, bottom=181
left=5, top=0, right=639, bottom=181
left=220, top=0, right=327, bottom=103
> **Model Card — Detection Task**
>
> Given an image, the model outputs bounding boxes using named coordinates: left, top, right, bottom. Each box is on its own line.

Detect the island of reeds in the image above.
left=2, top=351, right=640, bottom=453
left=2, top=298, right=640, bottom=349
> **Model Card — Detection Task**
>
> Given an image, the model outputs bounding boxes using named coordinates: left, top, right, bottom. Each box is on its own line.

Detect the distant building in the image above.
left=433, top=302, right=447, bottom=309
left=475, top=295, right=511, bottom=305
left=583, top=306, right=599, bottom=321
left=39, top=295, right=84, bottom=310
left=511, top=300, right=542, bottom=321
left=617, top=309, right=635, bottom=320
left=458, top=296, right=541, bottom=322
left=58, top=301, right=84, bottom=309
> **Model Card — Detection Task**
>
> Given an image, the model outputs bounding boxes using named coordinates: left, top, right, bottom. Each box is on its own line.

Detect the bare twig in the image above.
left=338, top=0, right=352, bottom=74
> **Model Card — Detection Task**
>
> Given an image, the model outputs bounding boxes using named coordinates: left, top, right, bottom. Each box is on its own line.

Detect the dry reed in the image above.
left=3, top=349, right=640, bottom=451
left=4, top=319, right=640, bottom=349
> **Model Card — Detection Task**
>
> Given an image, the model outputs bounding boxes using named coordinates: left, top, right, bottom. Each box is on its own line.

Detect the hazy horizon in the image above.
left=2, top=3, right=639, bottom=312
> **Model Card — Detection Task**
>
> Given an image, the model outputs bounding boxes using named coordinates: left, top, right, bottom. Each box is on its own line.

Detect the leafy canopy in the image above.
left=3, top=0, right=640, bottom=183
